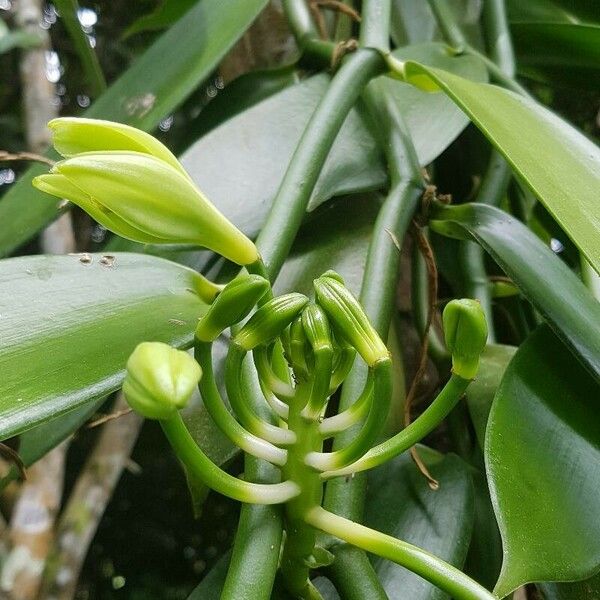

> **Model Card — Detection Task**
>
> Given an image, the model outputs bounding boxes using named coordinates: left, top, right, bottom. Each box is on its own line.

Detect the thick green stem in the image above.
left=160, top=414, right=299, bottom=504
left=307, top=507, right=496, bottom=600
left=280, top=381, right=324, bottom=598
left=255, top=48, right=386, bottom=277
left=321, top=373, right=470, bottom=478
left=359, top=0, right=391, bottom=50
left=281, top=0, right=336, bottom=65
left=481, top=0, right=516, bottom=77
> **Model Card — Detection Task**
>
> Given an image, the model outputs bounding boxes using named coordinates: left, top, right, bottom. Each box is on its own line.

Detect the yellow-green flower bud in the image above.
left=196, top=275, right=270, bottom=342
left=33, top=119, right=258, bottom=266
left=123, top=342, right=202, bottom=420
left=48, top=117, right=185, bottom=175
left=233, top=293, right=309, bottom=351
left=442, top=299, right=488, bottom=379
left=301, top=304, right=332, bottom=353
left=314, top=275, right=388, bottom=366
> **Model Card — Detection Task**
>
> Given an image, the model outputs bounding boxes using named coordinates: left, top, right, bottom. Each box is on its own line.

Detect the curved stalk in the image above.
left=306, top=358, right=392, bottom=471
left=321, top=373, right=470, bottom=479
left=328, top=343, right=356, bottom=394
left=306, top=507, right=496, bottom=600
left=226, top=344, right=296, bottom=446
left=257, top=378, right=290, bottom=420
left=319, top=374, right=374, bottom=438
left=160, top=414, right=299, bottom=504
left=253, top=345, right=295, bottom=401
left=195, top=342, right=288, bottom=466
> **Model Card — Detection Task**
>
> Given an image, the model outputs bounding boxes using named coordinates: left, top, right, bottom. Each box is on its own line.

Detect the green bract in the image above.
left=443, top=299, right=488, bottom=379
left=196, top=274, right=270, bottom=342
left=123, top=342, right=202, bottom=420
left=33, top=118, right=259, bottom=266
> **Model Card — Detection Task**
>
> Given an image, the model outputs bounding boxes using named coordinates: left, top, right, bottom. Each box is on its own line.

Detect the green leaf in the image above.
left=181, top=43, right=485, bottom=239
left=511, top=23, right=600, bottom=89
left=123, top=0, right=198, bottom=38
left=486, top=325, right=600, bottom=597
left=506, top=0, right=600, bottom=25
left=274, top=195, right=382, bottom=297
left=0, top=253, right=208, bottom=439
left=179, top=65, right=299, bottom=147
left=54, top=0, right=106, bottom=96
left=0, top=0, right=268, bottom=257
left=540, top=572, right=600, bottom=600
left=365, top=447, right=474, bottom=599
left=465, top=344, right=517, bottom=450
left=0, top=398, right=104, bottom=490
left=403, top=63, right=600, bottom=273
left=429, top=202, right=600, bottom=382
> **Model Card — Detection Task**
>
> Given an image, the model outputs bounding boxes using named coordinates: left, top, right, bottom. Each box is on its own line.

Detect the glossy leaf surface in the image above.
left=0, top=398, right=104, bottom=489
left=486, top=325, right=600, bottom=597
left=365, top=447, right=474, bottom=599
left=511, top=23, right=600, bottom=88
left=404, top=63, right=600, bottom=273
left=540, top=573, right=600, bottom=600
left=465, top=344, right=516, bottom=450
left=181, top=43, right=485, bottom=239
left=0, top=0, right=268, bottom=257
left=0, top=253, right=208, bottom=439
left=430, top=202, right=600, bottom=381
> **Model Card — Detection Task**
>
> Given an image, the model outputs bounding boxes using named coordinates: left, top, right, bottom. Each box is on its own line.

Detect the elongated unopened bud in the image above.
left=48, top=117, right=185, bottom=174
left=314, top=275, right=388, bottom=366
left=443, top=299, right=488, bottom=379
left=33, top=118, right=259, bottom=266
left=233, top=293, right=309, bottom=350
left=301, top=304, right=332, bottom=353
left=196, top=275, right=270, bottom=342
left=123, top=342, right=202, bottom=420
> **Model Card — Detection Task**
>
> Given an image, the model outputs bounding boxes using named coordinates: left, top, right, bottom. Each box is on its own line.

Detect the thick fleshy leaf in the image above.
left=486, top=325, right=600, bottom=597
left=0, top=253, right=209, bottom=439
left=0, top=398, right=104, bottom=490
left=506, top=0, right=599, bottom=24
left=54, top=0, right=106, bottom=96
left=181, top=43, right=485, bottom=239
left=465, top=344, right=517, bottom=450
left=403, top=63, right=600, bottom=273
left=0, top=0, right=268, bottom=257
left=429, top=202, right=600, bottom=382
left=123, top=0, right=198, bottom=38
left=511, top=23, right=600, bottom=89
left=274, top=195, right=381, bottom=297
left=540, top=572, right=600, bottom=600
left=390, top=0, right=484, bottom=49
left=365, top=447, right=474, bottom=599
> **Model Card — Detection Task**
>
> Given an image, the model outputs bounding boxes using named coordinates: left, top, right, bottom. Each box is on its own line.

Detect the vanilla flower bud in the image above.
left=123, top=342, right=202, bottom=420
left=33, top=118, right=258, bottom=266
left=443, top=299, right=488, bottom=379
left=314, top=275, right=388, bottom=366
